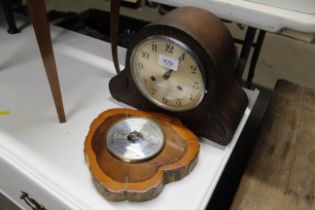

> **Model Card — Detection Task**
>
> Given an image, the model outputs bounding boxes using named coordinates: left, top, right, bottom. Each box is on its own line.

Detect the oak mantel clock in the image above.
left=109, top=7, right=248, bottom=145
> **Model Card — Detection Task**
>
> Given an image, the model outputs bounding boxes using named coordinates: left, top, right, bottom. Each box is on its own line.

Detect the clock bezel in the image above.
left=129, top=35, right=206, bottom=112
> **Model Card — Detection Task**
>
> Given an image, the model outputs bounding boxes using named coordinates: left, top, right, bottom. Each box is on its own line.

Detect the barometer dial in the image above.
left=105, top=117, right=165, bottom=162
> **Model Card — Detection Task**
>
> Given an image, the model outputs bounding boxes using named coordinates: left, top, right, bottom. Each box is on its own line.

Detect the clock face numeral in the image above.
left=190, top=65, right=197, bottom=74
left=179, top=53, right=185, bottom=62
left=166, top=44, right=174, bottom=54
left=132, top=37, right=205, bottom=111
left=137, top=62, right=144, bottom=70
left=162, top=97, right=168, bottom=104
left=142, top=51, right=149, bottom=59
left=152, top=43, right=158, bottom=52
left=177, top=85, right=183, bottom=91
left=193, top=82, right=200, bottom=90
left=151, top=88, right=156, bottom=95
left=176, top=99, right=182, bottom=106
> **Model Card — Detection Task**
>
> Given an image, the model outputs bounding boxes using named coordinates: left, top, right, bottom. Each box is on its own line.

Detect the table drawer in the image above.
left=0, top=157, right=69, bottom=210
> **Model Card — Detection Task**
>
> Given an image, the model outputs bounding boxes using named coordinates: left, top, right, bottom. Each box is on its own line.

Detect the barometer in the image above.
left=84, top=108, right=200, bottom=202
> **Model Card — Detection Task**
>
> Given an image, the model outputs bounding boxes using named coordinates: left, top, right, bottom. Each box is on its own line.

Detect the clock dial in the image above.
left=130, top=36, right=205, bottom=111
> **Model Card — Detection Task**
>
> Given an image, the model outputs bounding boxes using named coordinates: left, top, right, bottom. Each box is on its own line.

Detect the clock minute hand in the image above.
left=162, top=69, right=173, bottom=80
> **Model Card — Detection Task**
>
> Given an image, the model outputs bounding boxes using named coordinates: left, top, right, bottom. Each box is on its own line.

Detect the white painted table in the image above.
left=0, top=25, right=258, bottom=210
left=150, top=0, right=315, bottom=33
left=148, top=0, right=314, bottom=87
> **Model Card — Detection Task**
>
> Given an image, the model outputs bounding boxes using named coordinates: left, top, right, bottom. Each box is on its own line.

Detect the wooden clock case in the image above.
left=109, top=7, right=248, bottom=145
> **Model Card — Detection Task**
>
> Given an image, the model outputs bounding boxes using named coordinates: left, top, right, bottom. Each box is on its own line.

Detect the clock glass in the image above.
left=130, top=36, right=206, bottom=111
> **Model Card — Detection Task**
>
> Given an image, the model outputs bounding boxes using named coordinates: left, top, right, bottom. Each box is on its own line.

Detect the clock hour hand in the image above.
left=162, top=69, right=173, bottom=80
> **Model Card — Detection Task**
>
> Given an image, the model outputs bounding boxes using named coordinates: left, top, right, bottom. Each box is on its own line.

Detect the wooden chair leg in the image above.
left=26, top=0, right=66, bottom=123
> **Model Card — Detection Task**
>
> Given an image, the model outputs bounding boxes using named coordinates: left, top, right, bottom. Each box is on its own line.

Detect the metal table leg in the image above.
left=235, top=27, right=266, bottom=89
left=246, top=30, right=266, bottom=88
left=0, top=0, right=20, bottom=34
left=235, top=27, right=257, bottom=81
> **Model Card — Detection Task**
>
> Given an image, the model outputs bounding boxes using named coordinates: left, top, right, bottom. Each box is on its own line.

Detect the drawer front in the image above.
left=0, top=158, right=69, bottom=210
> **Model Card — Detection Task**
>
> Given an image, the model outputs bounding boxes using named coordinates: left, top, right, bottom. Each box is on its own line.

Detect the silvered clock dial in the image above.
left=130, top=36, right=205, bottom=111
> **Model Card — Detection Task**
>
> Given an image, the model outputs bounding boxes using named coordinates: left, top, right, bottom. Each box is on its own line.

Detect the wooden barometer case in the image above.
left=84, top=108, right=200, bottom=202
left=109, top=7, right=248, bottom=145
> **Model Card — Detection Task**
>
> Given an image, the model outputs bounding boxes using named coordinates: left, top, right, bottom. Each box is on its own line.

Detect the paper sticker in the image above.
left=158, top=54, right=179, bottom=71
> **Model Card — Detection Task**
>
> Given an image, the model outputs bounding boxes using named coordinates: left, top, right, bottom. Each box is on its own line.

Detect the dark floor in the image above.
left=0, top=194, right=19, bottom=210
left=207, top=84, right=273, bottom=210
